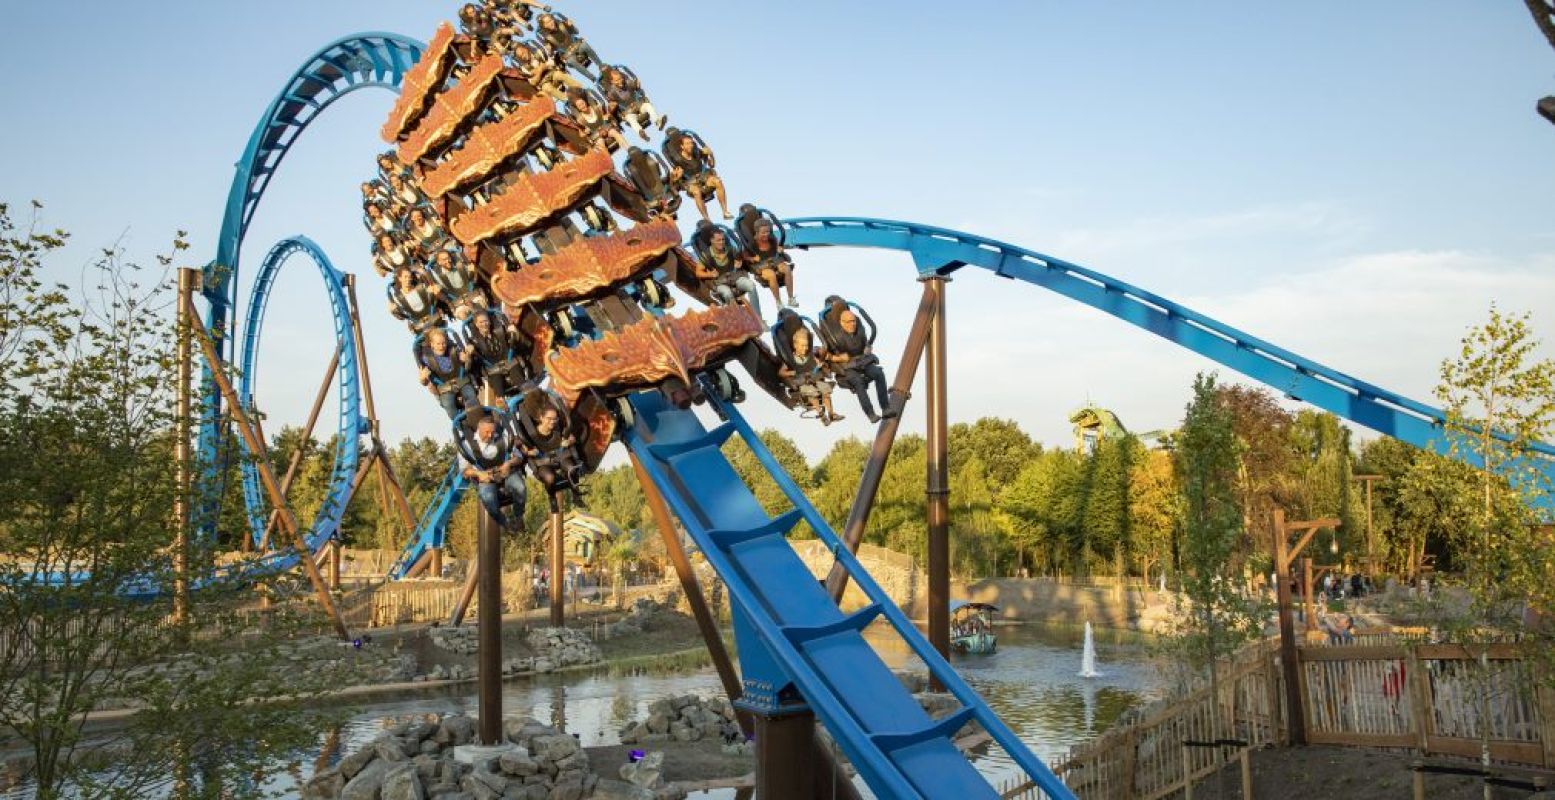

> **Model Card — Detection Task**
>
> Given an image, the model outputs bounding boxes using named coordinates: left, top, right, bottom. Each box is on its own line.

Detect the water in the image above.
left=3, top=623, right=1165, bottom=798
left=1078, top=621, right=1103, bottom=679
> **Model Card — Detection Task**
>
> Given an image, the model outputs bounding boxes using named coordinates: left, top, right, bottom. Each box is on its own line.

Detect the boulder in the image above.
left=375, top=735, right=412, bottom=762
left=530, top=734, right=580, bottom=764
left=303, top=766, right=345, bottom=799
left=498, top=750, right=538, bottom=777
left=341, top=759, right=395, bottom=800
left=382, top=763, right=427, bottom=800
left=619, top=751, right=664, bottom=790
left=439, top=715, right=478, bottom=746
left=338, top=747, right=377, bottom=781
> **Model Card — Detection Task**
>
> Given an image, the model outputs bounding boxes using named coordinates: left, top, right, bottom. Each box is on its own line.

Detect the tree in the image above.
left=1129, top=448, right=1181, bottom=583
left=1217, top=385, right=1298, bottom=566
left=812, top=436, right=869, bottom=531
left=0, top=202, right=353, bottom=798
left=1173, top=373, right=1266, bottom=674
left=1082, top=435, right=1135, bottom=575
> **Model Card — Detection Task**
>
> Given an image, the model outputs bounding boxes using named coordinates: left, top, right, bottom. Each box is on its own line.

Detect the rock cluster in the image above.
left=518, top=627, right=603, bottom=674
left=304, top=713, right=604, bottom=800
left=430, top=625, right=480, bottom=656
left=423, top=663, right=474, bottom=681
left=617, top=694, right=741, bottom=749
left=599, top=598, right=669, bottom=640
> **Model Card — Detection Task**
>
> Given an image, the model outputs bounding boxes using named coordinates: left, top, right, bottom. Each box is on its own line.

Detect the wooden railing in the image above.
left=1049, top=636, right=1555, bottom=799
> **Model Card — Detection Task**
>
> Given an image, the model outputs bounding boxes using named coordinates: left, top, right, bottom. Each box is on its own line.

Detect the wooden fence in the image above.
left=1045, top=636, right=1555, bottom=799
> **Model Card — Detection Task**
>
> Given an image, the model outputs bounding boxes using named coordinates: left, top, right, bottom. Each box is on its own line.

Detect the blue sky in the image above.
left=3, top=1, right=1553, bottom=461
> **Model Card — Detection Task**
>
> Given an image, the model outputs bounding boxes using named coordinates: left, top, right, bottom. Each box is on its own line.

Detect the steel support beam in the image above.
left=924, top=276, right=951, bottom=690
left=182, top=293, right=348, bottom=639
left=825, top=279, right=939, bottom=603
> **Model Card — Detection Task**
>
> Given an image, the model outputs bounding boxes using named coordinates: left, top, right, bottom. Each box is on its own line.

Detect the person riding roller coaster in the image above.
left=465, top=307, right=535, bottom=398
left=599, top=65, right=666, bottom=142
left=407, top=206, right=446, bottom=252
left=513, top=389, right=585, bottom=498
left=511, top=40, right=580, bottom=103
left=363, top=201, right=395, bottom=237
left=690, top=221, right=762, bottom=319
left=456, top=408, right=528, bottom=531
left=426, top=246, right=487, bottom=321
left=535, top=12, right=600, bottom=80
left=772, top=310, right=841, bottom=425
left=458, top=3, right=497, bottom=41
left=387, top=265, right=446, bottom=332
left=818, top=296, right=896, bottom=423
left=483, top=0, right=549, bottom=33
left=735, top=206, right=797, bottom=309
left=563, top=89, right=627, bottom=153
left=416, top=327, right=478, bottom=420
left=623, top=147, right=681, bottom=218
left=374, top=232, right=412, bottom=278
left=663, top=128, right=732, bottom=222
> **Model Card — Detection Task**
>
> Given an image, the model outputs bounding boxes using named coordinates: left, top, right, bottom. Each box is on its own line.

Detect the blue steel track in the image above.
left=181, top=27, right=1554, bottom=800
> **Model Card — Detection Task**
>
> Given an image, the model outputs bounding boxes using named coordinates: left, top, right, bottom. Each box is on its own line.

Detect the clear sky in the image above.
left=3, top=1, right=1553, bottom=462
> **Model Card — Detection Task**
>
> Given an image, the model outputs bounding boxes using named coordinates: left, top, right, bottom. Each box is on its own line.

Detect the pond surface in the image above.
left=2, top=622, right=1167, bottom=798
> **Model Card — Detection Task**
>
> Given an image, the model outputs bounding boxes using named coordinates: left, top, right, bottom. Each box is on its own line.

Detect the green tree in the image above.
left=812, top=436, right=869, bottom=531
left=1082, top=435, right=1136, bottom=575
left=0, top=203, right=352, bottom=798
left=723, top=429, right=814, bottom=536
left=1174, top=373, right=1266, bottom=673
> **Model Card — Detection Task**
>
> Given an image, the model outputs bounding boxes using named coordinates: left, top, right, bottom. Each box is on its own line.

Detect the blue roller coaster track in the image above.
left=237, top=236, right=364, bottom=553
left=178, top=24, right=1555, bottom=800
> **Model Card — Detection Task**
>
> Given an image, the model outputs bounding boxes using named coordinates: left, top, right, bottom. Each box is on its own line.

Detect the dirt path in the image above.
left=1197, top=745, right=1543, bottom=799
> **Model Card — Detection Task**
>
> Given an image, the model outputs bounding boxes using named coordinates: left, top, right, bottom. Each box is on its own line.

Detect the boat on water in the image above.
left=950, top=600, right=998, bottom=654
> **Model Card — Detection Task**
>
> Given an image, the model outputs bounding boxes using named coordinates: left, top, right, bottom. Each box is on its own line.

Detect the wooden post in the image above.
left=258, top=347, right=341, bottom=551
left=1182, top=744, right=1194, bottom=800
left=182, top=293, right=348, bottom=639
left=430, top=546, right=444, bottom=579
left=924, top=276, right=950, bottom=690
left=327, top=540, right=341, bottom=590
left=1273, top=509, right=1306, bottom=745
left=1407, top=644, right=1431, bottom=754
left=1239, top=748, right=1252, bottom=800
left=1302, top=557, right=1316, bottom=632
left=343, top=274, right=415, bottom=529
left=1538, top=666, right=1555, bottom=768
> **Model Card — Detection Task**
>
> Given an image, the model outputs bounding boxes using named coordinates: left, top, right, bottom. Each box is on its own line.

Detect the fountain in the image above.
left=1078, top=621, right=1103, bottom=679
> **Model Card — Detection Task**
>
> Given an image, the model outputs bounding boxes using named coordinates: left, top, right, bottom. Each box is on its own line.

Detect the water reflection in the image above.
left=1, top=623, right=1163, bottom=799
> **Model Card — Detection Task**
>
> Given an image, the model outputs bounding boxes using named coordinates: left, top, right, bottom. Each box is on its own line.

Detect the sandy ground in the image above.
left=1196, top=745, right=1549, bottom=800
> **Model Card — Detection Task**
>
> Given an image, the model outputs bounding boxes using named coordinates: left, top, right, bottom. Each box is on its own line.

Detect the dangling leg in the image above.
left=779, top=259, right=797, bottom=306
left=476, top=480, right=509, bottom=528
left=710, top=175, right=733, bottom=220
left=761, top=268, right=783, bottom=309
left=690, top=184, right=711, bottom=222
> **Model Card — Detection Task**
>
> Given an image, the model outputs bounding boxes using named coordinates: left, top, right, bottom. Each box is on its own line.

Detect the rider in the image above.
left=773, top=312, right=841, bottom=425
left=425, top=246, right=486, bottom=321
left=742, top=216, right=796, bottom=309
left=514, top=389, right=584, bottom=495
left=663, top=129, right=732, bottom=222
left=387, top=266, right=446, bottom=332
left=407, top=206, right=446, bottom=253
left=820, top=296, right=894, bottom=423
left=465, top=307, right=533, bottom=398
left=511, top=41, right=579, bottom=102
left=623, top=147, right=681, bottom=218
left=599, top=65, right=666, bottom=141
left=563, top=89, right=628, bottom=152
left=690, top=221, right=761, bottom=318
left=374, top=232, right=412, bottom=278
left=535, top=12, right=599, bottom=79
left=457, top=410, right=527, bottom=531
left=417, top=327, right=478, bottom=420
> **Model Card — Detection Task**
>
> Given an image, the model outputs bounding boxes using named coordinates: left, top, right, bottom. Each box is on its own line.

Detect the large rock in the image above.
left=644, top=713, right=670, bottom=734
left=438, top=715, right=477, bottom=746
left=339, top=746, right=377, bottom=781
left=547, top=772, right=585, bottom=800
left=591, top=779, right=655, bottom=800
left=341, top=759, right=395, bottom=800
left=619, top=751, right=664, bottom=790
left=376, top=735, right=412, bottom=763
left=530, top=734, right=579, bottom=764
left=381, top=763, right=427, bottom=800
left=498, top=749, right=538, bottom=777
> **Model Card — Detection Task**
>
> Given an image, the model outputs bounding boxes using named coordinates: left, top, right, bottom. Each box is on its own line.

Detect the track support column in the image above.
left=825, top=278, right=940, bottom=603
left=924, top=275, right=952, bottom=689
left=476, top=390, right=504, bottom=746
left=550, top=502, right=565, bottom=627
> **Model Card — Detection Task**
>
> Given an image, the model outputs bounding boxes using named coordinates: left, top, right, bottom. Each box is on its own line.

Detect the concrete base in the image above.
left=452, top=741, right=521, bottom=765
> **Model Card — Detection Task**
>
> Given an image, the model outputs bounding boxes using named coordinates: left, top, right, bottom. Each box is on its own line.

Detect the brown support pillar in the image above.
left=182, top=293, right=349, bottom=639
left=825, top=279, right=939, bottom=603
left=430, top=546, right=444, bottom=579
left=475, top=386, right=503, bottom=746
left=259, top=347, right=341, bottom=551
left=754, top=713, right=817, bottom=799
left=173, top=268, right=196, bottom=626
left=631, top=453, right=752, bottom=737
left=924, top=276, right=951, bottom=690
left=328, top=540, right=342, bottom=590
left=1302, top=557, right=1316, bottom=633
left=344, top=275, right=416, bottom=530
left=549, top=505, right=565, bottom=627
left=451, top=558, right=479, bottom=626
left=1273, top=509, right=1305, bottom=745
